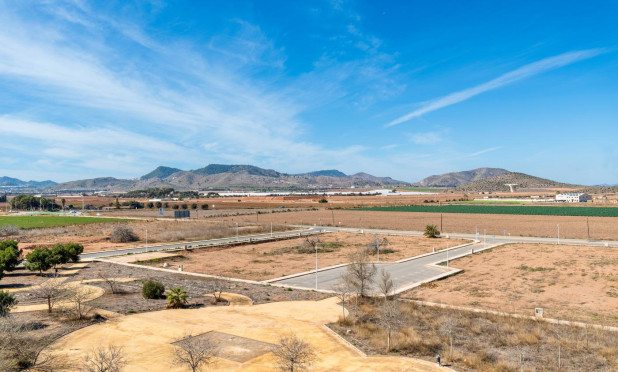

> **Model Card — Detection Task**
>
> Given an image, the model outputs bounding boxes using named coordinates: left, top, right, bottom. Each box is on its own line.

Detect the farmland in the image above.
left=356, top=204, right=618, bottom=217
left=0, top=215, right=128, bottom=229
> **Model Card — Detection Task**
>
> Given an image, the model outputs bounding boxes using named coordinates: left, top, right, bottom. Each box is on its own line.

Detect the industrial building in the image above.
left=555, top=193, right=591, bottom=203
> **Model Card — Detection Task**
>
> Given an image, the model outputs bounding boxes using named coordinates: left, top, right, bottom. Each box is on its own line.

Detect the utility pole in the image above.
left=236, top=222, right=239, bottom=241
left=315, top=243, right=319, bottom=290
left=331, top=209, right=335, bottom=226
left=484, top=229, right=487, bottom=249
left=440, top=213, right=443, bottom=232
left=270, top=222, right=273, bottom=237
left=446, top=242, right=450, bottom=267
left=146, top=229, right=148, bottom=248
left=557, top=224, right=560, bottom=245
left=587, top=218, right=590, bottom=241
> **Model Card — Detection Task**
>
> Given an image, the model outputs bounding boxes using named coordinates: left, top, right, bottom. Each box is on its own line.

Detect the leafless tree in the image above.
left=173, top=334, right=217, bottom=372
left=300, top=237, right=321, bottom=253
left=272, top=333, right=317, bottom=372
left=378, top=300, right=405, bottom=351
left=377, top=269, right=395, bottom=300
left=32, top=279, right=68, bottom=313
left=98, top=272, right=121, bottom=294
left=367, top=236, right=389, bottom=260
left=81, top=345, right=127, bottom=372
left=440, top=314, right=458, bottom=361
left=332, top=280, right=352, bottom=322
left=208, top=279, right=227, bottom=303
left=344, top=247, right=376, bottom=297
left=70, top=286, right=97, bottom=320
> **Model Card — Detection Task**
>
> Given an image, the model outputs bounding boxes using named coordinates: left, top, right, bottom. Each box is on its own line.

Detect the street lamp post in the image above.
left=315, top=243, right=319, bottom=290
left=146, top=229, right=148, bottom=248
left=270, top=222, right=273, bottom=237
left=236, top=222, right=239, bottom=241
left=557, top=224, right=560, bottom=245
left=484, top=229, right=487, bottom=249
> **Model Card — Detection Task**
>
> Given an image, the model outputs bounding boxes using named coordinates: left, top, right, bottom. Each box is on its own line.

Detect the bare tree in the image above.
left=98, top=272, right=121, bottom=294
left=272, top=333, right=317, bottom=372
left=32, top=279, right=68, bottom=313
left=208, top=279, right=227, bottom=303
left=378, top=300, right=405, bottom=351
left=300, top=237, right=321, bottom=253
left=332, top=280, right=352, bottom=322
left=344, top=247, right=377, bottom=297
left=368, top=236, right=389, bottom=261
left=70, top=286, right=97, bottom=320
left=173, top=334, right=217, bottom=372
left=377, top=269, right=395, bottom=300
left=81, top=345, right=127, bottom=372
left=440, top=314, right=458, bottom=362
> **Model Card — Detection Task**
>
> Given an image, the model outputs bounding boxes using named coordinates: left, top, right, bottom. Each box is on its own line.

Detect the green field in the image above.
left=355, top=205, right=618, bottom=217
left=458, top=200, right=526, bottom=204
left=0, top=216, right=129, bottom=229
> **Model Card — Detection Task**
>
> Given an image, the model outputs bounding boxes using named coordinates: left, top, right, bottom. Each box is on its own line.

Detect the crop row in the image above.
left=356, top=205, right=618, bottom=217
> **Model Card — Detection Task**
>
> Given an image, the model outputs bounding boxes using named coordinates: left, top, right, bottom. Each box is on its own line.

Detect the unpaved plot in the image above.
left=403, top=243, right=618, bottom=326
left=220, top=209, right=618, bottom=240
left=13, top=220, right=289, bottom=253
left=136, top=232, right=468, bottom=281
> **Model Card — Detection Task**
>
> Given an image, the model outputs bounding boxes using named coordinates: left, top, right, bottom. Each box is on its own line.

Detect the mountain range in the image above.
left=44, top=165, right=408, bottom=192
left=0, top=165, right=591, bottom=193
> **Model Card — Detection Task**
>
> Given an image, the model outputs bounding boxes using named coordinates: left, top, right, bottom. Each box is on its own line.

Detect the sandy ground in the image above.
left=403, top=243, right=618, bottom=326
left=43, top=296, right=447, bottom=372
left=136, top=232, right=468, bottom=281
left=219, top=209, right=618, bottom=240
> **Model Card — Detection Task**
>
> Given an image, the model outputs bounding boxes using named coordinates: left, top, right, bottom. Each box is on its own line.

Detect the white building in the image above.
left=555, top=193, right=591, bottom=203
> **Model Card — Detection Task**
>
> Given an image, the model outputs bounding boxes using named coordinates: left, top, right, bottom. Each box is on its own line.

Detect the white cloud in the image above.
left=408, top=130, right=446, bottom=145
left=386, top=49, right=607, bottom=127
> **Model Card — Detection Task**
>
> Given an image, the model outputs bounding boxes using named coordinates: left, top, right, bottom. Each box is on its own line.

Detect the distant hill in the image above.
left=192, top=164, right=281, bottom=177
left=301, top=170, right=347, bottom=177
left=457, top=172, right=580, bottom=192
left=0, top=176, right=57, bottom=188
left=49, top=164, right=409, bottom=191
left=141, top=166, right=182, bottom=180
left=414, top=168, right=509, bottom=187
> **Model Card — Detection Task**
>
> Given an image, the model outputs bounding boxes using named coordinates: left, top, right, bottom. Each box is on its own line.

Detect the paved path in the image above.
left=80, top=228, right=321, bottom=261
left=273, top=225, right=618, bottom=293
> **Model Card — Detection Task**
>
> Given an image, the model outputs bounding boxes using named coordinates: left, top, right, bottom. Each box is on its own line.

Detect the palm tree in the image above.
left=424, top=224, right=440, bottom=238
left=166, top=287, right=188, bottom=308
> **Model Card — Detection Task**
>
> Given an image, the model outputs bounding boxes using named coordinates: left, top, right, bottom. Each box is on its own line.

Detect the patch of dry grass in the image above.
left=330, top=298, right=618, bottom=372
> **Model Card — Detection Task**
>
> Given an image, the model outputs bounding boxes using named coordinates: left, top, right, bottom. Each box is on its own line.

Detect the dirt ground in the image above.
left=136, top=232, right=468, bottom=281
left=403, top=243, right=618, bottom=326
left=220, top=209, right=618, bottom=240
left=10, top=220, right=290, bottom=253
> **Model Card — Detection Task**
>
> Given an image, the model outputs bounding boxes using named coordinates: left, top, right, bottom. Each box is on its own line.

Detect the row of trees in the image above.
left=0, top=240, right=22, bottom=280
left=9, top=195, right=61, bottom=211
left=24, top=243, right=84, bottom=274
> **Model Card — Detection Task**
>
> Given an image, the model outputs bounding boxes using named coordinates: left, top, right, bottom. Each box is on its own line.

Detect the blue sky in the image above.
left=0, top=0, right=617, bottom=184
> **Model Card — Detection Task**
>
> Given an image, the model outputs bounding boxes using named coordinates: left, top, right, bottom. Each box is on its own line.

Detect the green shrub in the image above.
left=166, top=287, right=187, bottom=308
left=0, top=291, right=17, bottom=316
left=142, top=279, right=165, bottom=299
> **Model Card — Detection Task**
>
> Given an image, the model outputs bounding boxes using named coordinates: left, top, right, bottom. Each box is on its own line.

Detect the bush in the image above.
left=200, top=204, right=209, bottom=210
left=424, top=224, right=440, bottom=238
left=318, top=198, right=328, bottom=203
left=166, top=287, right=188, bottom=308
left=155, top=202, right=162, bottom=208
left=142, top=279, right=165, bottom=299
left=191, top=203, right=198, bottom=210
left=0, top=291, right=17, bottom=317
left=172, top=204, right=180, bottom=210
left=110, top=226, right=139, bottom=243
left=181, top=204, right=188, bottom=210
left=147, top=202, right=154, bottom=209
left=0, top=224, right=20, bottom=237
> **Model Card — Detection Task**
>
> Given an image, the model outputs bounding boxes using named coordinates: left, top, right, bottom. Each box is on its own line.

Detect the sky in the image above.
left=0, top=0, right=617, bottom=184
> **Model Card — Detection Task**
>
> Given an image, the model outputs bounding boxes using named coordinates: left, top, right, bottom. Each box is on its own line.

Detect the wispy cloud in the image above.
left=464, top=147, right=501, bottom=158
left=408, top=129, right=448, bottom=145
left=386, top=49, right=607, bottom=127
